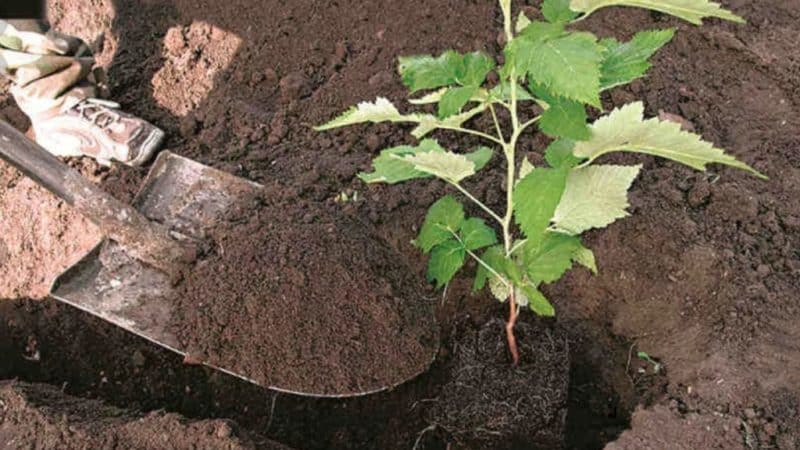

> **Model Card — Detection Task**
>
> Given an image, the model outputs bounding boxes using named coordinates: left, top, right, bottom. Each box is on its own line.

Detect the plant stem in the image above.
left=500, top=0, right=522, bottom=365
left=449, top=182, right=504, bottom=226
left=443, top=126, right=504, bottom=145
left=506, top=290, right=520, bottom=365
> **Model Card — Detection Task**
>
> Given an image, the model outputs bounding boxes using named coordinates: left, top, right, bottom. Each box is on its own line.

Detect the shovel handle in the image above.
left=0, top=120, right=195, bottom=275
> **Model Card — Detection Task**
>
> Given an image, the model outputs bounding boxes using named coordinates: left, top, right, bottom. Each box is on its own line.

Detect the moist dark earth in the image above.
left=1, top=0, right=799, bottom=448
left=170, top=192, right=438, bottom=396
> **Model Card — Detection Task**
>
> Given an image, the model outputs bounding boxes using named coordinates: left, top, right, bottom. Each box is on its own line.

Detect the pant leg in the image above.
left=0, top=19, right=96, bottom=118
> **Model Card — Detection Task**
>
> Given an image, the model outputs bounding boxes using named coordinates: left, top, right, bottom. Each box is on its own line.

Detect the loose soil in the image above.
left=0, top=380, right=290, bottom=449
left=0, top=0, right=799, bottom=448
left=170, top=192, right=438, bottom=396
left=430, top=319, right=570, bottom=448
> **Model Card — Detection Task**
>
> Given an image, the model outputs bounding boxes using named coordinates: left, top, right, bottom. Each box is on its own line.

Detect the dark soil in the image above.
left=0, top=0, right=799, bottom=448
left=430, top=319, right=570, bottom=449
left=0, top=380, right=290, bottom=449
left=170, top=193, right=439, bottom=396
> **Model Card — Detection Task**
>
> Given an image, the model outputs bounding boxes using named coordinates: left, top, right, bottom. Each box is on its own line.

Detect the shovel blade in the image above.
left=50, top=152, right=265, bottom=385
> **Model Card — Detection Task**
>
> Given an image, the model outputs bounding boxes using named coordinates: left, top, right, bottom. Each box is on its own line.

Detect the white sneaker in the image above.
left=31, top=98, right=164, bottom=166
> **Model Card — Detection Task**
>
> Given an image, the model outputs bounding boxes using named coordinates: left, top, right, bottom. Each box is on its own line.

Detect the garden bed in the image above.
left=1, top=0, right=799, bottom=448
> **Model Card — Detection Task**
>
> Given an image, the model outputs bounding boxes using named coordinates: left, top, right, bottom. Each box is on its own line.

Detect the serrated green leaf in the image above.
left=398, top=51, right=495, bottom=93
left=465, top=146, right=493, bottom=171
left=514, top=168, right=568, bottom=246
left=460, top=52, right=496, bottom=86
left=542, top=0, right=579, bottom=23
left=459, top=218, right=498, bottom=251
left=518, top=283, right=555, bottom=316
left=544, top=139, right=584, bottom=168
left=412, top=104, right=487, bottom=138
left=473, top=245, right=508, bottom=291
left=427, top=240, right=466, bottom=289
left=404, top=151, right=476, bottom=183
left=573, top=242, right=598, bottom=274
left=315, top=97, right=416, bottom=130
left=552, top=164, right=642, bottom=234
left=399, top=51, right=462, bottom=93
left=531, top=83, right=590, bottom=141
left=516, top=11, right=532, bottom=33
left=523, top=233, right=582, bottom=284
left=573, top=102, right=766, bottom=178
left=358, top=139, right=443, bottom=184
left=600, top=29, right=675, bottom=90
left=415, top=195, right=465, bottom=253
left=569, top=0, right=745, bottom=25
left=488, top=83, right=535, bottom=102
left=439, top=85, right=480, bottom=118
left=506, top=24, right=604, bottom=107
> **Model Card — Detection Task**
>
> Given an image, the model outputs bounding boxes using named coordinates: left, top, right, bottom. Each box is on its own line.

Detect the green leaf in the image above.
left=315, top=97, right=416, bottom=130
left=365, top=142, right=487, bottom=185
left=465, top=146, right=493, bottom=172
left=518, top=283, right=555, bottom=316
left=506, top=23, right=604, bottom=106
left=573, top=102, right=766, bottom=178
left=459, top=218, right=498, bottom=251
left=600, top=29, right=675, bottom=90
left=516, top=11, right=532, bottom=33
left=531, top=83, right=590, bottom=141
left=439, top=85, right=480, bottom=118
left=542, top=0, right=579, bottom=23
left=412, top=104, right=487, bottom=138
left=523, top=233, right=582, bottom=284
left=358, top=139, right=443, bottom=184
left=513, top=168, right=568, bottom=246
left=399, top=51, right=462, bottom=93
left=460, top=52, right=496, bottom=86
left=473, top=245, right=508, bottom=291
left=404, top=150, right=477, bottom=183
left=427, top=240, right=466, bottom=289
left=415, top=195, right=465, bottom=253
left=569, top=0, right=745, bottom=25
left=573, top=242, right=598, bottom=274
left=544, top=139, right=583, bottom=168
left=398, top=51, right=495, bottom=93
left=552, top=164, right=642, bottom=234
left=488, top=83, right=535, bottom=102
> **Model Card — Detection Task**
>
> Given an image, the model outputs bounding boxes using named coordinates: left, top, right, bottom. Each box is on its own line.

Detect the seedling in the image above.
left=317, top=0, right=764, bottom=364
left=637, top=351, right=663, bottom=374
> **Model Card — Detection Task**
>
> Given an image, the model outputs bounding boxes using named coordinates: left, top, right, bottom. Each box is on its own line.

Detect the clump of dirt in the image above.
left=169, top=193, right=439, bottom=396
left=606, top=404, right=742, bottom=450
left=0, top=380, right=290, bottom=449
left=429, top=318, right=570, bottom=449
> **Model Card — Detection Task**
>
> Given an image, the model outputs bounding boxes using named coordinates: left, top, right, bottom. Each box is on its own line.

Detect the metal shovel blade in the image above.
left=49, top=152, right=438, bottom=397
left=49, top=152, right=265, bottom=381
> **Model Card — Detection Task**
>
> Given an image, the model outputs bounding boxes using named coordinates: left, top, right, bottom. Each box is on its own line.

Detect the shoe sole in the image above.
left=127, top=128, right=165, bottom=167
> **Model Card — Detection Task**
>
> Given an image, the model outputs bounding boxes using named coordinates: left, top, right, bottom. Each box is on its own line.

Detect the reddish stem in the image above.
left=506, top=291, right=520, bottom=366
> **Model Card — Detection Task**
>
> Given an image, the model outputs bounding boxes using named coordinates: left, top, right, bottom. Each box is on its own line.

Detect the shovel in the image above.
left=0, top=120, right=438, bottom=397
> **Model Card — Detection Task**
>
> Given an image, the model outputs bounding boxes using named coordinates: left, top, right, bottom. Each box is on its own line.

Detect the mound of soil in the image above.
left=169, top=194, right=439, bottom=396
left=430, top=318, right=570, bottom=449
left=606, top=405, right=742, bottom=450
left=0, top=380, right=289, bottom=449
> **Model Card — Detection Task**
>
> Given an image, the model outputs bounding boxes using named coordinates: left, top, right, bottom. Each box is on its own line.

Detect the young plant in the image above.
left=317, top=0, right=764, bottom=364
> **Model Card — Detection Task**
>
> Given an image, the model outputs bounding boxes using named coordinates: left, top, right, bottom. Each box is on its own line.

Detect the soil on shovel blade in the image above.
left=169, top=192, right=439, bottom=395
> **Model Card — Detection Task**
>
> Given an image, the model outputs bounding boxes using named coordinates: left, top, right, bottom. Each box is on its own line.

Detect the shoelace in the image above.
left=73, top=98, right=123, bottom=129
